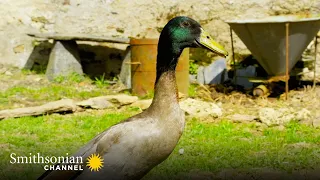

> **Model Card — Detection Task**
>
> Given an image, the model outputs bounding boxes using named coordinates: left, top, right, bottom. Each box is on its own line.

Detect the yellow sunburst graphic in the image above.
left=86, top=153, right=104, bottom=172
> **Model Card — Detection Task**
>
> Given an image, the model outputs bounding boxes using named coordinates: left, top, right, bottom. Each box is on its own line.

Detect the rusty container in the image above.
left=130, top=38, right=189, bottom=96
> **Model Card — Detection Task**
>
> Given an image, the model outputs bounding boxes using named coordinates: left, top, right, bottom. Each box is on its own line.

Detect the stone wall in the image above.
left=0, top=0, right=319, bottom=72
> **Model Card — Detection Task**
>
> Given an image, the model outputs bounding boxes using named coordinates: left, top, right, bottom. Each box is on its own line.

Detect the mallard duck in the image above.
left=38, top=16, right=228, bottom=180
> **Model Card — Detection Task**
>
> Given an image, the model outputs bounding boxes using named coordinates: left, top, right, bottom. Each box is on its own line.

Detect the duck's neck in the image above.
left=149, top=44, right=183, bottom=110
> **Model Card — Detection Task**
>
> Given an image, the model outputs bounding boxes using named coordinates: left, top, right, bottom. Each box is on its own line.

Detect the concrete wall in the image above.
left=0, top=0, right=319, bottom=72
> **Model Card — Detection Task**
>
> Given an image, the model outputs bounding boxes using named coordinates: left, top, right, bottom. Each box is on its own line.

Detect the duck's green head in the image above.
left=159, top=16, right=228, bottom=57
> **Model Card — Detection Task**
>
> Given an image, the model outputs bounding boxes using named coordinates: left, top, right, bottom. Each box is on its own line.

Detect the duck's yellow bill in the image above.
left=198, top=28, right=229, bottom=57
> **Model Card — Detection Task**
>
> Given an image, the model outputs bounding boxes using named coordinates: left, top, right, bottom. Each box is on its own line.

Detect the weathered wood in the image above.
left=27, top=33, right=130, bottom=44
left=0, top=99, right=77, bottom=120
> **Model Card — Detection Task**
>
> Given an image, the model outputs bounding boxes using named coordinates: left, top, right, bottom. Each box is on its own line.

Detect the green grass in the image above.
left=0, top=84, right=110, bottom=109
left=93, top=73, right=111, bottom=88
left=53, top=72, right=85, bottom=84
left=1, top=112, right=320, bottom=180
left=188, top=84, right=198, bottom=98
left=0, top=72, right=112, bottom=110
left=146, top=120, right=320, bottom=178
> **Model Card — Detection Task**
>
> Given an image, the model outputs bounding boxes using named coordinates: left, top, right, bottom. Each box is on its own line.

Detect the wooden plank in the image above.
left=27, top=33, right=130, bottom=44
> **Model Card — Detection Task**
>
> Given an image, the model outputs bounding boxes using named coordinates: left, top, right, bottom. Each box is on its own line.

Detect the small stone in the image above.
left=233, top=66, right=256, bottom=88
left=13, top=44, right=25, bottom=53
left=203, top=58, right=228, bottom=84
left=302, top=67, right=309, bottom=73
left=76, top=97, right=114, bottom=109
left=196, top=66, right=205, bottom=84
left=275, top=125, right=286, bottom=131
left=228, top=114, right=257, bottom=123
left=178, top=92, right=187, bottom=100
left=4, top=71, right=13, bottom=76
left=258, top=108, right=310, bottom=126
left=130, top=99, right=152, bottom=110
left=0, top=68, right=7, bottom=74
left=216, top=102, right=222, bottom=107
left=104, top=94, right=138, bottom=106
left=299, top=118, right=313, bottom=126
left=179, top=148, right=184, bottom=155
left=313, top=116, right=320, bottom=128
left=34, top=77, right=42, bottom=82
left=189, top=74, right=197, bottom=83
left=179, top=98, right=222, bottom=118
left=296, top=108, right=311, bottom=120
left=258, top=108, right=278, bottom=126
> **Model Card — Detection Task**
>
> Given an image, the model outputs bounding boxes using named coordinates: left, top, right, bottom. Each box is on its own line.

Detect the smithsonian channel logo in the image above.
left=9, top=152, right=104, bottom=172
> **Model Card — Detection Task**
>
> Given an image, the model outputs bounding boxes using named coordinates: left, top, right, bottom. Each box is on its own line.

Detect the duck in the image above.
left=38, top=16, right=228, bottom=180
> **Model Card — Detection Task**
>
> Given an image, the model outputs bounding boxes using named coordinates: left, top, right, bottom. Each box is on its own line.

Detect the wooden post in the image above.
left=314, top=36, right=318, bottom=88
left=230, top=27, right=237, bottom=86
left=285, top=23, right=290, bottom=100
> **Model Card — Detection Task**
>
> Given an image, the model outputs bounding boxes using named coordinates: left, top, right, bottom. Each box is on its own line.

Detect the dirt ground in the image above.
left=1, top=65, right=320, bottom=125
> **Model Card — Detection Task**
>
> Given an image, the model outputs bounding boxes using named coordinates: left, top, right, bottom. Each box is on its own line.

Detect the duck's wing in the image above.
left=37, top=115, right=141, bottom=180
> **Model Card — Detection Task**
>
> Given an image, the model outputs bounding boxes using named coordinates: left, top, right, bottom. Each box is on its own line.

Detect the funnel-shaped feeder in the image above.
left=226, top=16, right=320, bottom=76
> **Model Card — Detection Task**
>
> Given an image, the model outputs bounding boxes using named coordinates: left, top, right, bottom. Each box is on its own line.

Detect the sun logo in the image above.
left=86, top=153, right=104, bottom=172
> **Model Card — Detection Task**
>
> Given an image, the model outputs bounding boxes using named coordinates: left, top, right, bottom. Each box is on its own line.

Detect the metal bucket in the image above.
left=130, top=38, right=189, bottom=96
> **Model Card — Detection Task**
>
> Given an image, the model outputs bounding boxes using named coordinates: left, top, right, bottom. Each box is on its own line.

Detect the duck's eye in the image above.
left=181, top=21, right=190, bottom=27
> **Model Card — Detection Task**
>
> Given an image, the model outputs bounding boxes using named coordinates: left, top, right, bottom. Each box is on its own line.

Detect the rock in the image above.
left=228, top=114, right=257, bottom=123
left=0, top=99, right=77, bottom=119
left=296, top=108, right=311, bottom=120
left=196, top=66, right=205, bottom=84
left=130, top=99, right=152, bottom=110
left=119, top=46, right=131, bottom=89
left=313, top=116, right=320, bottom=128
left=76, top=97, right=114, bottom=109
left=34, top=77, right=42, bottom=82
left=189, top=74, right=197, bottom=83
left=203, top=58, right=228, bottom=84
left=4, top=71, right=13, bottom=76
left=299, top=118, right=313, bottom=126
left=178, top=148, right=184, bottom=155
left=13, top=44, right=24, bottom=53
left=274, top=125, right=285, bottom=131
left=258, top=108, right=311, bottom=126
left=46, top=41, right=83, bottom=81
left=179, top=98, right=222, bottom=118
left=104, top=94, right=138, bottom=106
left=178, top=92, right=187, bottom=100
left=0, top=68, right=7, bottom=74
left=233, top=65, right=256, bottom=88
left=259, top=108, right=278, bottom=126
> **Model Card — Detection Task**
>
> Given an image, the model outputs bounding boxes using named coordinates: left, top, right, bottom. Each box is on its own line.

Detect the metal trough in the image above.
left=226, top=15, right=320, bottom=99
left=226, top=15, right=320, bottom=76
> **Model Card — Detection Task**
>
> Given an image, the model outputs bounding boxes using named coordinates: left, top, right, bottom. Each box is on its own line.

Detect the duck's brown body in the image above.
left=40, top=71, right=185, bottom=180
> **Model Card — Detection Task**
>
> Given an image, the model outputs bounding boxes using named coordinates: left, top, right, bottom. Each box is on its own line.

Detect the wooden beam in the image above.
left=27, top=33, right=130, bottom=44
